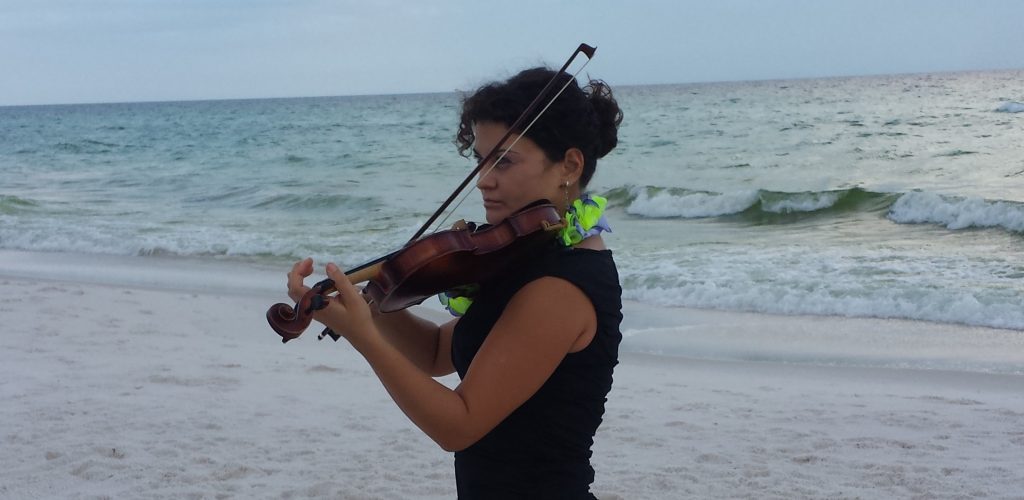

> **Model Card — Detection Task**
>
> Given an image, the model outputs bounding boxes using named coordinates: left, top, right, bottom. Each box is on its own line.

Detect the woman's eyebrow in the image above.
left=473, top=148, right=515, bottom=159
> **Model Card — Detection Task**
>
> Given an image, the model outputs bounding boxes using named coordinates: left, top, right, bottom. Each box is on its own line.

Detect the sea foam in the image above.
left=619, top=249, right=1024, bottom=331
left=624, top=187, right=760, bottom=218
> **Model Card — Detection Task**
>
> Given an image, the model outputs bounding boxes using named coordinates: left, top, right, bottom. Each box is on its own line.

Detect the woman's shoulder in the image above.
left=533, top=246, right=620, bottom=303
left=547, top=246, right=617, bottom=276
left=491, top=242, right=618, bottom=298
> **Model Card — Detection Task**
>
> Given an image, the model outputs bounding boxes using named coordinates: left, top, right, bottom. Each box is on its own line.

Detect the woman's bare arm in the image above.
left=369, top=308, right=457, bottom=376
left=317, top=262, right=596, bottom=452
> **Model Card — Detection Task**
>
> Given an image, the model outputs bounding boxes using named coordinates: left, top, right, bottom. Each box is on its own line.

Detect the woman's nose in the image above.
left=476, top=170, right=496, bottom=190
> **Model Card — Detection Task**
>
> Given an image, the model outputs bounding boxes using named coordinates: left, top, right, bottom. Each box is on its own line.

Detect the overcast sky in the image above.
left=2, top=0, right=1023, bottom=106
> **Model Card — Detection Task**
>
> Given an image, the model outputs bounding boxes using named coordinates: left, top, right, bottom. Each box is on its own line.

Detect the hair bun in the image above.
left=585, top=80, right=623, bottom=159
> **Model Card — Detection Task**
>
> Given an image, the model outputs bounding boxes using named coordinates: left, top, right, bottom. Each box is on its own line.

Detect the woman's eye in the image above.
left=472, top=153, right=513, bottom=170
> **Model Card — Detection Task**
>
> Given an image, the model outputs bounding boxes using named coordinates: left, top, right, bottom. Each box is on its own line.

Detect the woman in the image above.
left=287, top=67, right=624, bottom=498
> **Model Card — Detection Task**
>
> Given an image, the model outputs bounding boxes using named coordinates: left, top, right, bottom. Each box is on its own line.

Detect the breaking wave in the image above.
left=888, top=191, right=1024, bottom=234
left=605, top=185, right=897, bottom=222
left=604, top=185, right=1023, bottom=235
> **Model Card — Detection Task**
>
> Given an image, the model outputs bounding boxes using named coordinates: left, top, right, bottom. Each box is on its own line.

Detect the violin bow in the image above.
left=339, top=43, right=596, bottom=277
left=269, top=43, right=597, bottom=343
left=410, top=43, right=597, bottom=241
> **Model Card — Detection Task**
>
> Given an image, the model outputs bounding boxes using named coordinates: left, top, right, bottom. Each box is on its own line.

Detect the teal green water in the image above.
left=2, top=70, right=1022, bottom=329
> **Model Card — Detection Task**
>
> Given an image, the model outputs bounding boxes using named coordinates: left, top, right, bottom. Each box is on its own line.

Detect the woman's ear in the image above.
left=561, top=148, right=585, bottom=184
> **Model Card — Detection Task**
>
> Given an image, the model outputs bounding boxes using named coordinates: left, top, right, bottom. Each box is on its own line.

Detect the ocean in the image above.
left=2, top=69, right=1022, bottom=330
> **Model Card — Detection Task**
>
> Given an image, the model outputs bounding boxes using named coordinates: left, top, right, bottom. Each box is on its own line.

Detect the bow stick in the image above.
left=337, top=43, right=596, bottom=278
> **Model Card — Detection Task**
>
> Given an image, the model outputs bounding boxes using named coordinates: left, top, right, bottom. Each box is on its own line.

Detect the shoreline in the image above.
left=4, top=248, right=1021, bottom=374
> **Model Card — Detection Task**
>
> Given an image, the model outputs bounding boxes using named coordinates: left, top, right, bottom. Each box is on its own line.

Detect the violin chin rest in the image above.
left=541, top=219, right=566, bottom=232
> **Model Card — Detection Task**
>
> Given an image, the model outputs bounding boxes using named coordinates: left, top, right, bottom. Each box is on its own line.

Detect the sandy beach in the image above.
left=2, top=252, right=1023, bottom=499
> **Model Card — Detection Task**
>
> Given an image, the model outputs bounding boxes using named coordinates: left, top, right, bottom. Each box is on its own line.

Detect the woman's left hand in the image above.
left=314, top=262, right=376, bottom=342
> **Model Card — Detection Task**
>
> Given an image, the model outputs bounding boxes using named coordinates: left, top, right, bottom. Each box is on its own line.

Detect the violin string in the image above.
left=429, top=57, right=593, bottom=234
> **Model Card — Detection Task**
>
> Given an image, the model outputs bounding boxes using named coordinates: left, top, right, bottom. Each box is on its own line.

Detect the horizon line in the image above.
left=2, top=66, right=1022, bottom=109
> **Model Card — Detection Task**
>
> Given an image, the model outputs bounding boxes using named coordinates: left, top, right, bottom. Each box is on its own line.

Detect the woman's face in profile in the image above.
left=472, top=121, right=563, bottom=224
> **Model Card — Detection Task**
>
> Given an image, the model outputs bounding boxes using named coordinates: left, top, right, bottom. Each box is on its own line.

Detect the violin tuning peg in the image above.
left=306, top=294, right=329, bottom=313
left=318, top=327, right=341, bottom=342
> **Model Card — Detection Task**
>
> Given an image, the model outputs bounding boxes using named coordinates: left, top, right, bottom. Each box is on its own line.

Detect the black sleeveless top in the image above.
left=451, top=243, right=623, bottom=499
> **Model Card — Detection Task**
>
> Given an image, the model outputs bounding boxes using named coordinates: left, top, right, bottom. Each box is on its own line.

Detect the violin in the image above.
left=265, top=43, right=596, bottom=343
left=266, top=201, right=565, bottom=342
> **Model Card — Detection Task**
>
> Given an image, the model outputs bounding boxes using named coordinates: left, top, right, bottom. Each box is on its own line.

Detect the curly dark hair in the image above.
left=456, top=67, right=623, bottom=188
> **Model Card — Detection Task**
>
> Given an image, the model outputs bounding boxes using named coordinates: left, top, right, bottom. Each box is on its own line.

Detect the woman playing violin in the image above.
left=286, top=67, right=624, bottom=499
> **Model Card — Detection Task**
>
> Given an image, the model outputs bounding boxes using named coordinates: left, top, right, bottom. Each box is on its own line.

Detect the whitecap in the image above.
left=761, top=191, right=842, bottom=213
left=625, top=188, right=760, bottom=218
left=888, top=192, right=1024, bottom=233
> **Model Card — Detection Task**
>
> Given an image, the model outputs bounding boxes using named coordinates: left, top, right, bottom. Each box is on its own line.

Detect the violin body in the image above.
left=266, top=201, right=564, bottom=342
left=366, top=201, right=564, bottom=312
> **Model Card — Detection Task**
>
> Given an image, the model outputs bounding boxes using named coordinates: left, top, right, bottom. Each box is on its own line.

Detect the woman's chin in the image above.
left=484, top=208, right=508, bottom=224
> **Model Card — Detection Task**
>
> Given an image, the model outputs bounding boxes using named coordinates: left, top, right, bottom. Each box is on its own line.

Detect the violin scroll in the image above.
left=266, top=278, right=336, bottom=343
left=267, top=261, right=384, bottom=343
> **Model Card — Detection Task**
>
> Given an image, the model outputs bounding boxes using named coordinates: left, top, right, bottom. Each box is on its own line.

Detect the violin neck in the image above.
left=345, top=251, right=393, bottom=277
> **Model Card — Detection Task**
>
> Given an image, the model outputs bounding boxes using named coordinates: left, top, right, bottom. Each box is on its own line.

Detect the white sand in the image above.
left=2, top=252, right=1023, bottom=499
